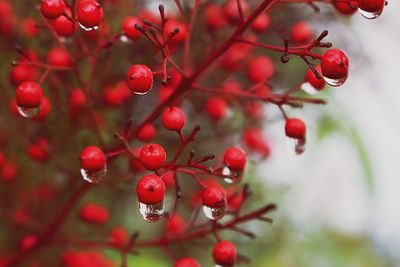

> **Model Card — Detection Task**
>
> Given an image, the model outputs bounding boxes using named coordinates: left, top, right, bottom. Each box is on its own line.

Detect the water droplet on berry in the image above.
left=17, top=106, right=40, bottom=118
left=286, top=137, right=306, bottom=155
left=80, top=165, right=107, bottom=183
left=139, top=201, right=164, bottom=223
left=222, top=166, right=244, bottom=184
left=79, top=23, right=99, bottom=31
left=301, top=82, right=319, bottom=95
left=322, top=76, right=346, bottom=87
left=120, top=35, right=132, bottom=44
left=358, top=8, right=382, bottom=19
left=202, top=205, right=225, bottom=220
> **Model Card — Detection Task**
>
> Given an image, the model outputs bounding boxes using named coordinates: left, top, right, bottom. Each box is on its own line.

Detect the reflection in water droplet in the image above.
left=17, top=106, right=40, bottom=118
left=202, top=205, right=225, bottom=220
left=222, top=166, right=244, bottom=184
left=323, top=76, right=346, bottom=87
left=80, top=165, right=107, bottom=183
left=119, top=35, right=132, bottom=44
left=139, top=201, right=164, bottom=223
left=133, top=90, right=149, bottom=96
left=79, top=23, right=99, bottom=31
left=359, top=8, right=383, bottom=19
left=286, top=138, right=306, bottom=155
left=301, top=82, right=319, bottom=95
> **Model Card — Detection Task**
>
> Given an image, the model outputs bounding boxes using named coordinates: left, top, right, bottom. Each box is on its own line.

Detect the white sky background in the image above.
left=258, top=0, right=400, bottom=261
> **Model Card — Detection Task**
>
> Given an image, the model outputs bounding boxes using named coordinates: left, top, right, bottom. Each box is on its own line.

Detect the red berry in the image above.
left=121, top=16, right=142, bottom=41
left=161, top=107, right=186, bottom=131
left=109, top=227, right=129, bottom=247
left=78, top=0, right=103, bottom=29
left=79, top=146, right=106, bottom=171
left=47, top=47, right=72, bottom=67
left=202, top=185, right=227, bottom=208
left=243, top=128, right=271, bottom=158
left=63, top=250, right=115, bottom=267
left=137, top=123, right=156, bottom=142
left=20, top=234, right=38, bottom=251
left=16, top=81, right=43, bottom=108
left=285, top=118, right=306, bottom=139
left=227, top=187, right=244, bottom=210
left=69, top=89, right=87, bottom=109
left=166, top=214, right=187, bottom=236
left=251, top=13, right=270, bottom=32
left=158, top=85, right=174, bottom=103
left=206, top=97, right=228, bottom=120
left=358, top=0, right=385, bottom=18
left=334, top=0, right=358, bottom=15
left=129, top=155, right=145, bottom=173
left=165, top=19, right=188, bottom=43
left=1, top=159, right=18, bottom=182
left=174, top=257, right=201, bottom=267
left=51, top=15, right=74, bottom=37
left=204, top=4, right=226, bottom=30
left=80, top=202, right=109, bottom=224
left=127, top=64, right=153, bottom=95
left=213, top=240, right=237, bottom=267
left=27, top=138, right=51, bottom=162
left=223, top=0, right=249, bottom=24
left=247, top=56, right=275, bottom=83
left=223, top=147, right=247, bottom=171
left=291, top=22, right=313, bottom=43
left=305, top=65, right=325, bottom=90
left=10, top=64, right=38, bottom=87
left=34, top=97, right=52, bottom=121
left=139, top=144, right=166, bottom=171
left=40, top=0, right=66, bottom=20
left=136, top=174, right=165, bottom=204
left=161, top=170, right=175, bottom=188
left=320, top=49, right=349, bottom=86
left=21, top=18, right=39, bottom=37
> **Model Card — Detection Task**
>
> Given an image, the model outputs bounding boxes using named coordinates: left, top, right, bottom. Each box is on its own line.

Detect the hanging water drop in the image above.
left=358, top=8, right=383, bottom=19
left=17, top=106, right=40, bottom=118
left=286, top=137, right=306, bottom=155
left=222, top=166, right=244, bottom=184
left=322, top=76, right=346, bottom=87
left=139, top=201, right=164, bottom=223
left=79, top=23, right=99, bottom=31
left=119, top=35, right=132, bottom=44
left=80, top=165, right=107, bottom=183
left=202, top=205, right=225, bottom=221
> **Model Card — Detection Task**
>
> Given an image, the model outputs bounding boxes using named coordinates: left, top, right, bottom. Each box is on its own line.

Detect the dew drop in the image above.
left=119, top=35, right=132, bottom=44
left=80, top=165, right=107, bottom=183
left=17, top=106, right=40, bottom=118
left=301, top=82, right=319, bottom=95
left=358, top=8, right=383, bottom=19
left=222, top=166, right=244, bottom=184
left=286, top=138, right=306, bottom=155
left=202, top=205, right=225, bottom=220
left=79, top=23, right=99, bottom=31
left=139, top=201, right=164, bottom=223
left=132, top=90, right=149, bottom=96
left=322, top=76, right=346, bottom=87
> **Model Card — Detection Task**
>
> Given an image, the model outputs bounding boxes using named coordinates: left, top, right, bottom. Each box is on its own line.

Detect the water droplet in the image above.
left=358, top=8, right=383, bottom=19
left=119, top=35, right=132, bottom=44
left=80, top=165, right=107, bottom=183
left=202, top=205, right=225, bottom=220
left=286, top=138, right=306, bottom=155
left=79, top=23, right=99, bottom=31
left=323, top=76, right=346, bottom=87
left=133, top=91, right=149, bottom=96
left=139, top=201, right=164, bottom=223
left=301, top=82, right=319, bottom=95
left=222, top=166, right=244, bottom=184
left=17, top=106, right=40, bottom=118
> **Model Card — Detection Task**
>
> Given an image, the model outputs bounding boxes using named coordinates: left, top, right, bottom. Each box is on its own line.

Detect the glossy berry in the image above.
left=358, top=0, right=385, bottom=18
left=320, top=49, right=349, bottom=86
left=77, top=0, right=103, bottom=29
left=285, top=118, right=306, bottom=139
left=174, top=257, right=201, bottom=267
left=206, top=97, right=228, bottom=120
left=47, top=47, right=72, bottom=67
left=251, top=14, right=270, bottom=32
left=202, top=185, right=227, bottom=209
left=247, top=56, right=275, bottom=83
left=79, top=146, right=106, bottom=171
left=291, top=22, right=313, bottom=43
left=40, top=0, right=65, bottom=20
left=223, top=147, right=247, bottom=171
left=139, top=144, right=166, bottom=171
left=136, top=174, right=165, bottom=204
left=334, top=0, right=358, bottom=15
left=213, top=240, right=237, bottom=267
left=305, top=65, right=325, bottom=90
left=165, top=19, right=188, bottom=43
left=136, top=123, right=156, bottom=142
left=79, top=202, right=109, bottom=224
left=127, top=64, right=153, bottom=95
left=51, top=15, right=74, bottom=37
left=121, top=16, right=142, bottom=40
left=161, top=107, right=186, bottom=131
left=16, top=81, right=43, bottom=108
left=10, top=64, right=38, bottom=86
